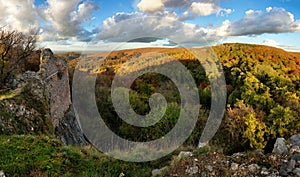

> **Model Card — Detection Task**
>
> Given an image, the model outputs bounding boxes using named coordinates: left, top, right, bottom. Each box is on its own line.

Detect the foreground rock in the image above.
left=273, top=138, right=288, bottom=155
left=0, top=171, right=5, bottom=177
left=163, top=136, right=300, bottom=177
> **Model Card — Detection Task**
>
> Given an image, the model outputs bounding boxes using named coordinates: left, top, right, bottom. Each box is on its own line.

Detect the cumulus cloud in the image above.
left=223, top=7, right=300, bottom=36
left=262, top=39, right=280, bottom=47
left=187, top=1, right=233, bottom=18
left=1, top=0, right=300, bottom=49
left=189, top=2, right=218, bottom=16
left=137, top=0, right=164, bottom=12
left=137, top=0, right=192, bottom=12
left=261, top=39, right=300, bottom=51
left=96, top=11, right=219, bottom=44
left=136, top=0, right=232, bottom=18
left=39, top=0, right=99, bottom=41
left=95, top=6, right=300, bottom=46
left=0, top=0, right=38, bottom=32
left=163, top=0, right=192, bottom=9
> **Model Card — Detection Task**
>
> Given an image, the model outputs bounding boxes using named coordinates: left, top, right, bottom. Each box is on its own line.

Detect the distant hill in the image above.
left=63, top=43, right=299, bottom=153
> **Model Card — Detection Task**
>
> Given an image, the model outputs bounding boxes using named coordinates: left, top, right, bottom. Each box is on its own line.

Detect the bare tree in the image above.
left=0, top=27, right=38, bottom=88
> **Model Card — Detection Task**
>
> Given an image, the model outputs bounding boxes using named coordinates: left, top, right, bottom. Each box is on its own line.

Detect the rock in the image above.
left=286, top=159, right=296, bottom=172
left=200, top=171, right=207, bottom=177
left=40, top=49, right=86, bottom=145
left=178, top=151, right=193, bottom=159
left=248, top=164, right=260, bottom=173
left=261, top=167, right=270, bottom=175
left=273, top=138, right=288, bottom=155
left=279, top=163, right=288, bottom=176
left=292, top=153, right=300, bottom=163
left=232, top=152, right=246, bottom=158
left=40, top=48, right=71, bottom=128
left=290, top=146, right=300, bottom=154
left=290, top=134, right=300, bottom=146
left=230, top=163, right=239, bottom=171
left=56, top=106, right=88, bottom=145
left=205, top=165, right=213, bottom=172
left=1, top=48, right=87, bottom=146
left=293, top=168, right=300, bottom=177
left=0, top=171, right=5, bottom=177
left=152, top=169, right=161, bottom=176
left=198, top=141, right=208, bottom=148
left=186, top=166, right=198, bottom=175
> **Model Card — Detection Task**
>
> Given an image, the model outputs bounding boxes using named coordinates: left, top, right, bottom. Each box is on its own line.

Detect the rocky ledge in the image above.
left=155, top=134, right=300, bottom=177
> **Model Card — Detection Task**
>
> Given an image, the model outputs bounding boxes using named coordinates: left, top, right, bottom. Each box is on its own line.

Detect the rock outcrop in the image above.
left=0, top=48, right=87, bottom=145
left=40, top=49, right=71, bottom=128
left=163, top=135, right=300, bottom=177
left=39, top=49, right=87, bottom=145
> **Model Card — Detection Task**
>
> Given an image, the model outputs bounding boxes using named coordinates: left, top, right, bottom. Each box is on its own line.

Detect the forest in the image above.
left=69, top=43, right=300, bottom=154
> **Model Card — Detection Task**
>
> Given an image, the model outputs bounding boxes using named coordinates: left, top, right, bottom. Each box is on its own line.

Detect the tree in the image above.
left=0, top=27, right=38, bottom=88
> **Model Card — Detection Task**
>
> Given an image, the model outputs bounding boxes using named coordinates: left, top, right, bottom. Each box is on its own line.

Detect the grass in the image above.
left=0, top=135, right=162, bottom=177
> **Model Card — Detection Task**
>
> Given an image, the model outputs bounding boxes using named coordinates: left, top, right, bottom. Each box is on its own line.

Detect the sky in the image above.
left=1, top=0, right=300, bottom=52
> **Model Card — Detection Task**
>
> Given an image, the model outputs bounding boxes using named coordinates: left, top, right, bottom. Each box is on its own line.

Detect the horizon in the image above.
left=1, top=0, right=300, bottom=52
left=52, top=42, right=300, bottom=54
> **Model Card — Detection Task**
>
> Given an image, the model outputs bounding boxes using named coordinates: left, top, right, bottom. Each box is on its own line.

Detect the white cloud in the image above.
left=0, top=0, right=39, bottom=32
left=137, top=0, right=164, bottom=12
left=220, top=7, right=300, bottom=36
left=95, top=6, right=300, bottom=46
left=136, top=0, right=232, bottom=18
left=261, top=39, right=300, bottom=51
left=96, top=12, right=220, bottom=44
left=189, top=2, right=222, bottom=16
left=266, top=7, right=272, bottom=12
left=262, top=39, right=280, bottom=47
left=39, top=0, right=98, bottom=41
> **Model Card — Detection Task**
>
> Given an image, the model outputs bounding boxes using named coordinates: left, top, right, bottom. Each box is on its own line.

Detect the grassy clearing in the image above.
left=0, top=135, right=166, bottom=177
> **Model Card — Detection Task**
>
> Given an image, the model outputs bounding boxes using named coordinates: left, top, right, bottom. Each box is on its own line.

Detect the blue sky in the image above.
left=1, top=0, right=300, bottom=52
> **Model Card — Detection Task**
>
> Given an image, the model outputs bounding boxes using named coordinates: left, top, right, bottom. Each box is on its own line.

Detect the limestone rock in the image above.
left=0, top=171, right=5, bottom=177
left=290, top=134, right=300, bottom=146
left=273, top=138, right=288, bottom=155
left=248, top=164, right=260, bottom=173
left=205, top=165, right=213, bottom=172
left=152, top=169, right=161, bottom=176
left=292, top=153, right=300, bottom=163
left=186, top=166, right=198, bottom=175
left=293, top=168, right=300, bottom=177
left=178, top=151, right=193, bottom=159
left=230, top=163, right=239, bottom=171
left=56, top=106, right=88, bottom=145
left=40, top=48, right=71, bottom=128
left=39, top=49, right=86, bottom=145
left=2, top=48, right=87, bottom=145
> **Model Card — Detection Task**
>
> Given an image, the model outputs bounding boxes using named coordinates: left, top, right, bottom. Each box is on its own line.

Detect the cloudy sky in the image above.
left=1, top=0, right=300, bottom=52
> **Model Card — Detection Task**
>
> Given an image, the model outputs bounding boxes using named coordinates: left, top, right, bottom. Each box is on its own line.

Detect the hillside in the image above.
left=67, top=43, right=299, bottom=152
left=0, top=43, right=299, bottom=176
